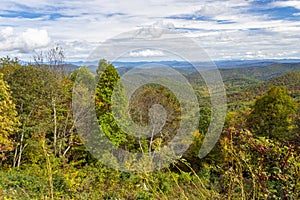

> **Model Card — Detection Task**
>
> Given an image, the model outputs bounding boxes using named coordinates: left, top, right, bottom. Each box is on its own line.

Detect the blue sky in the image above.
left=0, top=0, right=300, bottom=61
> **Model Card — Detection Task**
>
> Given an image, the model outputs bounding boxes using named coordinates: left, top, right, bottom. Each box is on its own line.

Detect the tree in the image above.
left=248, top=86, right=298, bottom=140
left=34, top=45, right=66, bottom=76
left=6, top=64, right=75, bottom=166
left=0, top=56, right=22, bottom=81
left=70, top=66, right=99, bottom=164
left=34, top=46, right=75, bottom=157
left=0, top=73, right=20, bottom=162
left=128, top=84, right=181, bottom=153
left=7, top=66, right=52, bottom=167
left=95, top=59, right=121, bottom=115
left=95, top=59, right=128, bottom=146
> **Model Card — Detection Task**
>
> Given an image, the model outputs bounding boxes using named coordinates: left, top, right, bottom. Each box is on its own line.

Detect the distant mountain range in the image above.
left=64, top=59, right=300, bottom=73
left=114, top=59, right=300, bottom=69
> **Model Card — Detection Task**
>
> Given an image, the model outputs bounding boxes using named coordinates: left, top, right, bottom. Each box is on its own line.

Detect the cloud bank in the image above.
left=0, top=0, right=300, bottom=61
left=0, top=27, right=50, bottom=53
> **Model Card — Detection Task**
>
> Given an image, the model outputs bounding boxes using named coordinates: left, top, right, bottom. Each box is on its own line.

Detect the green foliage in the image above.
left=248, top=86, right=298, bottom=140
left=1, top=55, right=300, bottom=199
left=221, top=128, right=300, bottom=199
left=0, top=169, right=49, bottom=199
left=127, top=84, right=181, bottom=153
left=0, top=56, right=21, bottom=80
left=95, top=59, right=121, bottom=114
left=94, top=59, right=128, bottom=150
left=70, top=66, right=95, bottom=85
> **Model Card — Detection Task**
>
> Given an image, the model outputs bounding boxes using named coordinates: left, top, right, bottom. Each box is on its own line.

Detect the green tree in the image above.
left=95, top=59, right=121, bottom=114
left=70, top=66, right=100, bottom=165
left=0, top=73, right=20, bottom=162
left=0, top=56, right=21, bottom=81
left=248, top=86, right=298, bottom=140
left=6, top=65, right=75, bottom=166
left=94, top=59, right=128, bottom=148
left=34, top=46, right=75, bottom=157
left=7, top=66, right=53, bottom=167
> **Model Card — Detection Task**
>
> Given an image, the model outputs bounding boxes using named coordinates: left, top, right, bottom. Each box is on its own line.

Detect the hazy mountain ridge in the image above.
left=64, top=59, right=300, bottom=73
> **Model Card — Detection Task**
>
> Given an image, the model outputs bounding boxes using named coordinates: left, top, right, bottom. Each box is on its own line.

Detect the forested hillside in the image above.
left=0, top=54, right=300, bottom=199
left=226, top=71, right=300, bottom=110
left=220, top=63, right=300, bottom=81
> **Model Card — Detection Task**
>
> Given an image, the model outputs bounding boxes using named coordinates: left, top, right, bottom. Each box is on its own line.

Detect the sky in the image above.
left=0, top=0, right=300, bottom=62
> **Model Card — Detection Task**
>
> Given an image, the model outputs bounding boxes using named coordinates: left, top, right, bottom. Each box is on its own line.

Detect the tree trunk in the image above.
left=17, top=131, right=25, bottom=167
left=53, top=100, right=57, bottom=156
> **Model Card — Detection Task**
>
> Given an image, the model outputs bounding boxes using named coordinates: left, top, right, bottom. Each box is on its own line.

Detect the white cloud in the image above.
left=194, top=1, right=237, bottom=18
left=20, top=29, right=51, bottom=51
left=57, top=40, right=99, bottom=61
left=0, top=27, right=51, bottom=53
left=271, top=0, right=300, bottom=10
left=0, top=27, right=14, bottom=39
left=129, top=49, right=165, bottom=57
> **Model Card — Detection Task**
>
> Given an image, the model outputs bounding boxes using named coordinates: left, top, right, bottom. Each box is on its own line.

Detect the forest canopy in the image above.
left=0, top=52, right=300, bottom=199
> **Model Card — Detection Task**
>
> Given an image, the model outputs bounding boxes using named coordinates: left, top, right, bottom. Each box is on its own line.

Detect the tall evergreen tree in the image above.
left=95, top=59, right=127, bottom=147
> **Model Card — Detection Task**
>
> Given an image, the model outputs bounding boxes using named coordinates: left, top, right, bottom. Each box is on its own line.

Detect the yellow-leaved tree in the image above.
left=0, top=73, right=20, bottom=161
